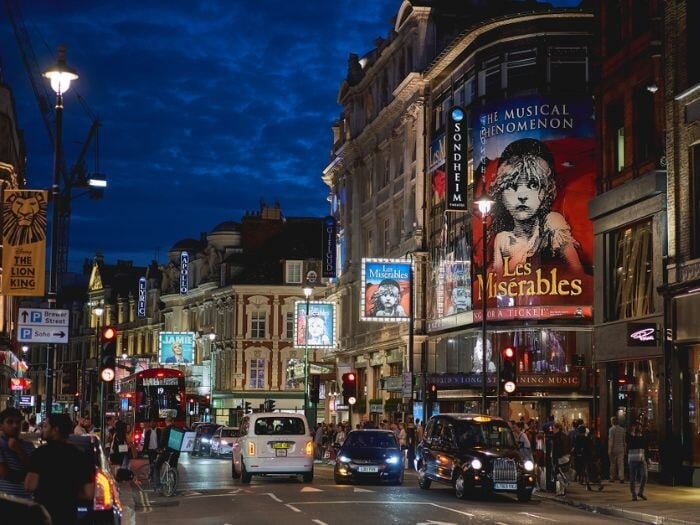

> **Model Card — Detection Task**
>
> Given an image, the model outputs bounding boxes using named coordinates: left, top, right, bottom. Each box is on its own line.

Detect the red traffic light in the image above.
left=430, top=384, right=437, bottom=393
left=347, top=373, right=355, bottom=382
left=503, top=346, right=515, bottom=359
left=101, top=326, right=117, bottom=342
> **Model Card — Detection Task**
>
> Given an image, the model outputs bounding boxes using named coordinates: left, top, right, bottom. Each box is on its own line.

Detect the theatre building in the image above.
left=422, top=6, right=597, bottom=427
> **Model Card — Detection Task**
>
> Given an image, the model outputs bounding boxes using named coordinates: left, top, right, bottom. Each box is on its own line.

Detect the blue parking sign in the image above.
left=20, top=327, right=32, bottom=339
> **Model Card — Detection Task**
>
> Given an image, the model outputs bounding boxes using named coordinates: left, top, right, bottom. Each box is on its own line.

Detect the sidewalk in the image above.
left=536, top=477, right=700, bottom=524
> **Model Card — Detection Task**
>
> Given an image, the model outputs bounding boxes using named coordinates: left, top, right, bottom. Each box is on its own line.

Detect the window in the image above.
left=381, top=154, right=390, bottom=188
left=250, top=358, right=265, bottom=388
left=479, top=55, right=502, bottom=98
left=506, top=49, right=537, bottom=94
left=365, top=228, right=374, bottom=257
left=689, top=1, right=700, bottom=86
left=633, top=84, right=655, bottom=164
left=286, top=261, right=302, bottom=284
left=251, top=312, right=266, bottom=339
left=549, top=47, right=588, bottom=93
left=463, top=74, right=475, bottom=107
left=286, top=311, right=294, bottom=339
left=692, top=144, right=700, bottom=258
left=608, top=220, right=654, bottom=321
left=383, top=217, right=391, bottom=250
left=607, top=102, right=625, bottom=174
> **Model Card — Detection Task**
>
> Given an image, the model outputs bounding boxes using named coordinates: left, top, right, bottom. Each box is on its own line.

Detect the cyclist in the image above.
left=153, top=416, right=180, bottom=487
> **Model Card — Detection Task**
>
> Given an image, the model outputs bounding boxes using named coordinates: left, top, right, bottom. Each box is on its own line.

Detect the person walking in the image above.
left=109, top=420, right=129, bottom=475
left=551, top=423, right=570, bottom=496
left=627, top=421, right=650, bottom=501
left=572, top=425, right=604, bottom=491
left=24, top=413, right=95, bottom=525
left=0, top=407, right=35, bottom=498
left=608, top=416, right=626, bottom=483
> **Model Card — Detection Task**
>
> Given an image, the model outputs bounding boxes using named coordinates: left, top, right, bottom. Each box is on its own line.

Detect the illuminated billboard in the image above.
left=361, top=258, right=412, bottom=322
left=472, top=95, right=595, bottom=321
left=159, top=331, right=195, bottom=364
left=294, top=301, right=336, bottom=349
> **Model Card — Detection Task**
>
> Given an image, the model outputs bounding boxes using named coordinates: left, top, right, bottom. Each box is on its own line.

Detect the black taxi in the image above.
left=415, top=413, right=535, bottom=502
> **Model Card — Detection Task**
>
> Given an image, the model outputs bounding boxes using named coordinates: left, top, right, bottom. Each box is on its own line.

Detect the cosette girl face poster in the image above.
left=361, top=258, right=412, bottom=322
left=472, top=95, right=595, bottom=321
left=294, top=301, right=335, bottom=349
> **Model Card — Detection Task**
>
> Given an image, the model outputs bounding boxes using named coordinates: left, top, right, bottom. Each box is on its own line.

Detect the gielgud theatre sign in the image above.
left=471, top=95, right=595, bottom=321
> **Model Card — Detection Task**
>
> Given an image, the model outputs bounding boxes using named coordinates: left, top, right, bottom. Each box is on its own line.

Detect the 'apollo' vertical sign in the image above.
left=180, top=251, right=189, bottom=295
left=446, top=106, right=468, bottom=211
left=322, top=215, right=337, bottom=278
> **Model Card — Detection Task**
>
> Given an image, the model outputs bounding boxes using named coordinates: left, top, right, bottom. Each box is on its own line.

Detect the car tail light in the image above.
left=305, top=441, right=313, bottom=456
left=94, top=470, right=113, bottom=511
left=248, top=441, right=256, bottom=456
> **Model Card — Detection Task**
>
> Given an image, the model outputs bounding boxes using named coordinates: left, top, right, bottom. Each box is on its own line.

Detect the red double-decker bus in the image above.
left=116, top=367, right=187, bottom=446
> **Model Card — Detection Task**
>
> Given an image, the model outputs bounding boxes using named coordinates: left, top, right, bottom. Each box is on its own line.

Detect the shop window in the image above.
left=686, top=346, right=700, bottom=466
left=608, top=220, right=654, bottom=321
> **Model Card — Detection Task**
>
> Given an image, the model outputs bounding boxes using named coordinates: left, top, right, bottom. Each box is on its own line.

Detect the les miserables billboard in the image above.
left=472, top=95, right=595, bottom=321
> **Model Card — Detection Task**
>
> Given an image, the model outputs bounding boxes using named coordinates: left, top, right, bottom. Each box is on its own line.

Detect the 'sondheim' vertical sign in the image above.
left=446, top=106, right=468, bottom=211
left=180, top=251, right=189, bottom=295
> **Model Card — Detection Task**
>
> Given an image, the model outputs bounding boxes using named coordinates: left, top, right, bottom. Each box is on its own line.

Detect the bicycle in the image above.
left=133, top=451, right=179, bottom=497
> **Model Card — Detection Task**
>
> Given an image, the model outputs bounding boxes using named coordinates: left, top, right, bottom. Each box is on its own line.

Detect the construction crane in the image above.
left=5, top=0, right=105, bottom=277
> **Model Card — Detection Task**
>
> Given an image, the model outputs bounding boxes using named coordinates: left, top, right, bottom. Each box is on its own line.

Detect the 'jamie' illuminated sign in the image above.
left=627, top=323, right=657, bottom=347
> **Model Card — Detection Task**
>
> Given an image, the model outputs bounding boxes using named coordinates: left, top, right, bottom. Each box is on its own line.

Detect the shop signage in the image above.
left=322, top=215, right=337, bottom=278
left=179, top=251, right=189, bottom=295
left=446, top=106, right=468, bottom=211
left=428, top=373, right=496, bottom=387
left=137, top=277, right=147, bottom=318
left=627, top=322, right=658, bottom=347
left=370, top=403, right=383, bottom=413
left=517, top=373, right=579, bottom=387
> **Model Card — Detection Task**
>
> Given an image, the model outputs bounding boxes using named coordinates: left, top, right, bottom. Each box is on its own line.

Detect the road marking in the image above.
left=353, top=487, right=373, bottom=493
left=301, top=486, right=323, bottom=492
left=284, top=500, right=474, bottom=517
left=265, top=492, right=284, bottom=502
left=519, top=512, right=557, bottom=522
left=311, top=520, right=328, bottom=525
left=417, top=520, right=457, bottom=525
left=285, top=504, right=301, bottom=513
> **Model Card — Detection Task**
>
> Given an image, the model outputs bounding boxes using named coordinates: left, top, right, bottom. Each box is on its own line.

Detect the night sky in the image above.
left=0, top=1, right=581, bottom=273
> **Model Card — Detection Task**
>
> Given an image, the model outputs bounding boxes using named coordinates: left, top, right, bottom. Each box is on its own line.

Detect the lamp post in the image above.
left=303, top=283, right=313, bottom=423
left=476, top=197, right=494, bottom=414
left=42, top=46, right=78, bottom=418
left=208, top=332, right=216, bottom=423
left=93, top=306, right=103, bottom=436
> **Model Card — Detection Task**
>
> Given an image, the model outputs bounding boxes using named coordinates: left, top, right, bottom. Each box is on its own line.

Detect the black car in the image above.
left=415, top=414, right=535, bottom=502
left=190, top=423, right=222, bottom=456
left=68, top=434, right=124, bottom=524
left=334, top=429, right=404, bottom=485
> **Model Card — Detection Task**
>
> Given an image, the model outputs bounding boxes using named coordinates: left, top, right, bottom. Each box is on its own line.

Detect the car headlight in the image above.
left=524, top=460, right=534, bottom=471
left=385, top=455, right=401, bottom=465
left=338, top=454, right=351, bottom=463
left=221, top=440, right=228, bottom=446
left=201, top=438, right=209, bottom=443
left=470, top=458, right=483, bottom=470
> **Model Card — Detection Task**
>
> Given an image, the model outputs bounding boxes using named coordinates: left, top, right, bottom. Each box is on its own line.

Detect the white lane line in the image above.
left=265, top=492, right=283, bottom=502
left=285, top=504, right=301, bottom=513
left=283, top=500, right=473, bottom=517
left=519, top=512, right=557, bottom=522
left=311, top=520, right=328, bottom=525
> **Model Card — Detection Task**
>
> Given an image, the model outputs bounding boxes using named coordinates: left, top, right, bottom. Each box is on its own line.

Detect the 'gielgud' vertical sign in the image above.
left=1, top=190, right=48, bottom=296
left=446, top=106, right=468, bottom=211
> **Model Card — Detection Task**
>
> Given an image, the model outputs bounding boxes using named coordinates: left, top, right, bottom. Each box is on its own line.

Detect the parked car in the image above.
left=415, top=414, right=536, bottom=502
left=231, top=412, right=313, bottom=483
left=190, top=423, right=222, bottom=456
left=334, top=429, right=404, bottom=485
left=68, top=434, right=124, bottom=524
left=209, top=426, right=240, bottom=457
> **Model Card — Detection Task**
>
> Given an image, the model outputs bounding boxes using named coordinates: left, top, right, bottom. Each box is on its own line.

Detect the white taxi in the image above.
left=231, top=412, right=313, bottom=483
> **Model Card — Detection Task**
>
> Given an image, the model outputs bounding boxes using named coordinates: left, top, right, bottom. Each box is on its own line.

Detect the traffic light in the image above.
left=428, top=383, right=438, bottom=402
left=501, top=346, right=516, bottom=392
left=188, top=398, right=195, bottom=415
left=264, top=399, right=276, bottom=412
left=309, top=375, right=320, bottom=403
left=244, top=401, right=252, bottom=413
left=73, top=393, right=80, bottom=413
left=341, top=372, right=357, bottom=405
left=100, top=326, right=117, bottom=382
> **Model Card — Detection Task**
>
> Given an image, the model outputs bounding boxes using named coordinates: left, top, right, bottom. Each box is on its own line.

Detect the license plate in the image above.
left=275, top=449, right=287, bottom=457
left=494, top=483, right=517, bottom=490
left=272, top=442, right=289, bottom=449
left=358, top=466, right=379, bottom=473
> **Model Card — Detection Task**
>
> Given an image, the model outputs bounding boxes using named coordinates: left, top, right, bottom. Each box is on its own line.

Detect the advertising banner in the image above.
left=159, top=331, right=195, bottom=364
left=1, top=190, right=48, bottom=296
left=294, top=301, right=336, bottom=349
left=361, top=258, right=412, bottom=322
left=472, top=95, right=595, bottom=320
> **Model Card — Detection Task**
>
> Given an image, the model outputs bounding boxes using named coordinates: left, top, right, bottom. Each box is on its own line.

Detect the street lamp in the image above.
left=476, top=196, right=494, bottom=414
left=43, top=46, right=78, bottom=417
left=208, top=332, right=216, bottom=423
left=93, top=306, right=103, bottom=430
left=303, top=283, right=313, bottom=423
